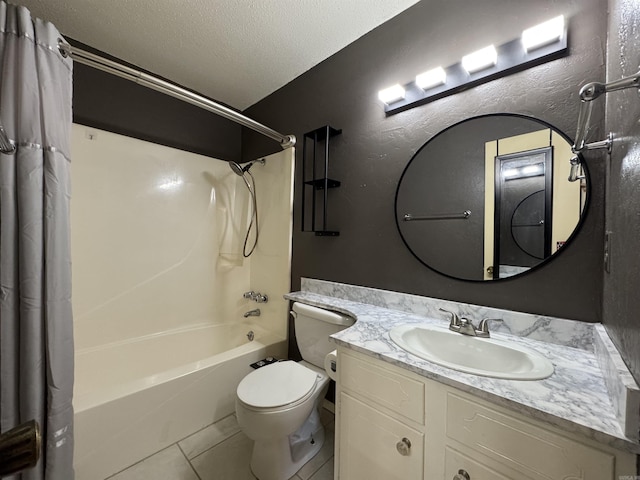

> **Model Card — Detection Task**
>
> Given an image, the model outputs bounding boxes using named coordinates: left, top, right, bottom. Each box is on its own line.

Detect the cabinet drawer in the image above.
left=340, top=351, right=424, bottom=424
left=339, top=392, right=424, bottom=480
left=446, top=393, right=615, bottom=480
left=445, top=446, right=513, bottom=480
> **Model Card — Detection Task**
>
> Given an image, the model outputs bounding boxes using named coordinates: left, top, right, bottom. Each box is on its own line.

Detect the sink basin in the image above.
left=389, top=324, right=554, bottom=380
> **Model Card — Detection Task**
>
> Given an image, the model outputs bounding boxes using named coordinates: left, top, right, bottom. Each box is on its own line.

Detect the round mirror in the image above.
left=395, top=114, right=588, bottom=281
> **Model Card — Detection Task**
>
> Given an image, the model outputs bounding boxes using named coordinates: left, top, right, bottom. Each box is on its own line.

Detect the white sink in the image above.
left=389, top=324, right=554, bottom=380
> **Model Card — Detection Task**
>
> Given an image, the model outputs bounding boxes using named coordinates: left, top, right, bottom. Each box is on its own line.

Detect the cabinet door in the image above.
left=339, top=392, right=424, bottom=480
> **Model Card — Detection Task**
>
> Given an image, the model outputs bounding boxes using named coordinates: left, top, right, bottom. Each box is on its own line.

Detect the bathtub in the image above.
left=73, top=323, right=287, bottom=480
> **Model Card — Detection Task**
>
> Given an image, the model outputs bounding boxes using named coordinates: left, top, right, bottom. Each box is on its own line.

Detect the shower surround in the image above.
left=70, top=125, right=294, bottom=479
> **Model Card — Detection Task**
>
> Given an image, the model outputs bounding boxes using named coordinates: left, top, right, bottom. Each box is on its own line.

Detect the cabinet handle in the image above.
left=395, top=437, right=411, bottom=456
left=453, top=469, right=471, bottom=480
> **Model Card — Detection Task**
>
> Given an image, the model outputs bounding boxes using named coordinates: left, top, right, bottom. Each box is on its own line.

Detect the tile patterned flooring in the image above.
left=105, top=406, right=335, bottom=480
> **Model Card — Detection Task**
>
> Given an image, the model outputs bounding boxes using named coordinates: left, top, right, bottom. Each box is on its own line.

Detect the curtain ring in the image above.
left=57, top=38, right=71, bottom=58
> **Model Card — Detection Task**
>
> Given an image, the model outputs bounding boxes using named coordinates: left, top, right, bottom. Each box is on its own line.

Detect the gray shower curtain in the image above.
left=0, top=2, right=74, bottom=479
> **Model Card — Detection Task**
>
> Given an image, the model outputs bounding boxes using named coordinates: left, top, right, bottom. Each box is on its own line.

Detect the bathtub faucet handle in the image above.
left=244, top=290, right=268, bottom=303
left=255, top=293, right=268, bottom=303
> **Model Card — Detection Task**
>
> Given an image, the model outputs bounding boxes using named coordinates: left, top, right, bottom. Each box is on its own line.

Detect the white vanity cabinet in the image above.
left=339, top=393, right=424, bottom=479
left=335, top=348, right=637, bottom=480
left=337, top=349, right=426, bottom=479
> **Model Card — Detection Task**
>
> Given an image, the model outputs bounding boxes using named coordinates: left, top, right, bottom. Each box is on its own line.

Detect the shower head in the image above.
left=568, top=155, right=583, bottom=182
left=228, top=161, right=247, bottom=176
left=228, top=159, right=262, bottom=258
left=228, top=158, right=266, bottom=177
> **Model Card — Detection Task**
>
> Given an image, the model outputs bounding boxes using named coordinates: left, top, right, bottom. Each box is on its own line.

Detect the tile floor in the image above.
left=105, top=405, right=335, bottom=480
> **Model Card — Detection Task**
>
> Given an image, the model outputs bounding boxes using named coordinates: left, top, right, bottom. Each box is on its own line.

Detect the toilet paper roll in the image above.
left=324, top=350, right=338, bottom=381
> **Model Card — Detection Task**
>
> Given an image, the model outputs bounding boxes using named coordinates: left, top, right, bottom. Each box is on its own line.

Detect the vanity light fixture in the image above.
left=522, top=15, right=565, bottom=52
left=461, top=45, right=498, bottom=74
left=380, top=15, right=568, bottom=115
left=416, top=67, right=446, bottom=90
left=503, top=164, right=545, bottom=180
left=522, top=164, right=544, bottom=175
left=378, top=84, right=406, bottom=104
left=502, top=168, right=520, bottom=179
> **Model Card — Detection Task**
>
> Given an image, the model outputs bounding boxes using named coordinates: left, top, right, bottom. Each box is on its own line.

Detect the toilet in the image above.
left=235, top=302, right=355, bottom=480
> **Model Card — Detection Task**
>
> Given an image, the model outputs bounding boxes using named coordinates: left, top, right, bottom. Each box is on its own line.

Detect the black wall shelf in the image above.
left=302, top=125, right=342, bottom=236
left=304, top=178, right=341, bottom=190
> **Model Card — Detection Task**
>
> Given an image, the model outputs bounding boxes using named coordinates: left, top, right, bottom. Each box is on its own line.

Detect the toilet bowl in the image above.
left=236, top=360, right=329, bottom=480
left=235, top=302, right=354, bottom=480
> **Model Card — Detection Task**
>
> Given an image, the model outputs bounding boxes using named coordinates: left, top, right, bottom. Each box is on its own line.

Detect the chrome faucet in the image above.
left=243, top=291, right=268, bottom=303
left=439, top=308, right=501, bottom=338
left=439, top=308, right=461, bottom=330
left=457, top=317, right=480, bottom=336
left=476, top=318, right=501, bottom=337
left=244, top=308, right=261, bottom=318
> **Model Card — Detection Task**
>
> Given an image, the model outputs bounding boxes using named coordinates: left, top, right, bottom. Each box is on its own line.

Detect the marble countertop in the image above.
left=285, top=290, right=640, bottom=455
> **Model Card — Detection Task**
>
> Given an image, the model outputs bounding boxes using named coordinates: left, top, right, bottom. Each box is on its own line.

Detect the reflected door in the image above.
left=493, top=148, right=552, bottom=279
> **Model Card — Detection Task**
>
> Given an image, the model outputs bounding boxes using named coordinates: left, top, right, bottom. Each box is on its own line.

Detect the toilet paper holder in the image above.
left=324, top=350, right=338, bottom=381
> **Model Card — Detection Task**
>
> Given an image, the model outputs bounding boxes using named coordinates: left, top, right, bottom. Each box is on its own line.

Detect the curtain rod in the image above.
left=57, top=41, right=296, bottom=150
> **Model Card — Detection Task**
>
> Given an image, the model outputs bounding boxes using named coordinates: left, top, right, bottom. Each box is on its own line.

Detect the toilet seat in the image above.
left=237, top=361, right=319, bottom=409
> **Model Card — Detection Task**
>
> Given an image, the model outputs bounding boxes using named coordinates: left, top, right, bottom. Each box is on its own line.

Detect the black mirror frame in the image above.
left=394, top=113, right=590, bottom=282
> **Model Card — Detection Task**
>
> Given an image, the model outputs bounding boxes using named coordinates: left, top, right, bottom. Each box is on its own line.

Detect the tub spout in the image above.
left=244, top=309, right=261, bottom=318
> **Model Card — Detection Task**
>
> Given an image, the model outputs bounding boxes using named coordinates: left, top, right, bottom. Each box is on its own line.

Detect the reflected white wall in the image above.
left=71, top=124, right=293, bottom=351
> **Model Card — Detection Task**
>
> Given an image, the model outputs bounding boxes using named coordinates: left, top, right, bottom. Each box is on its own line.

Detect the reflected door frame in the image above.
left=484, top=129, right=554, bottom=280
left=492, top=147, right=553, bottom=279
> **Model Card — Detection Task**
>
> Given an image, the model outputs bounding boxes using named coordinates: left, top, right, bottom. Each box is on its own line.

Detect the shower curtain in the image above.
left=0, top=3, right=74, bottom=479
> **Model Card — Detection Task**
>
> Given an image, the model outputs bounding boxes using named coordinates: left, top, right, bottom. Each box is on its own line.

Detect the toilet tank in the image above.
left=291, top=302, right=355, bottom=368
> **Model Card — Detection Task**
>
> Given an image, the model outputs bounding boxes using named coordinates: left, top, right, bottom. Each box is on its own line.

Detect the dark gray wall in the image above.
left=603, top=0, right=640, bottom=383
left=71, top=41, right=241, bottom=161
left=243, top=0, right=608, bottom=321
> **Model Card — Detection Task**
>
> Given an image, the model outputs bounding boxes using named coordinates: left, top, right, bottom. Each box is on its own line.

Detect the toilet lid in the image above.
left=237, top=361, right=318, bottom=408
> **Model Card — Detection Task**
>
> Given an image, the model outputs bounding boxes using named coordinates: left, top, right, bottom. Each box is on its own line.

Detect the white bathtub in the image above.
left=73, top=323, right=287, bottom=480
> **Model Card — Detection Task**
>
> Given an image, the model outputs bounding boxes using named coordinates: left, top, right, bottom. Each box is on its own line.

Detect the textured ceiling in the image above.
left=16, top=0, right=421, bottom=110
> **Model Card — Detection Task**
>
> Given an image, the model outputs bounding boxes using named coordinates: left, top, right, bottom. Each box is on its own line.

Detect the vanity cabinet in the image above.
left=335, top=348, right=637, bottom=480
left=340, top=393, right=424, bottom=479
left=337, top=349, right=426, bottom=479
